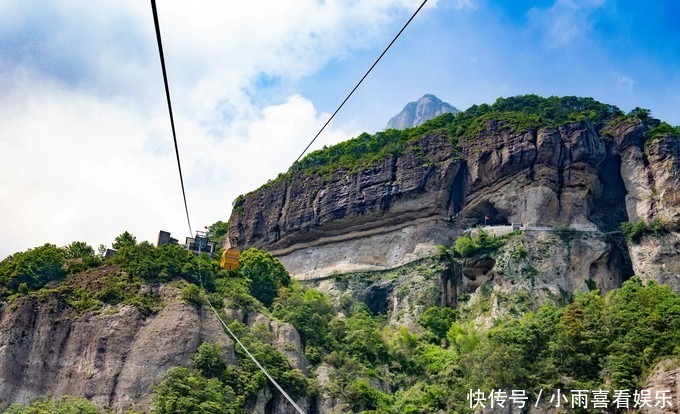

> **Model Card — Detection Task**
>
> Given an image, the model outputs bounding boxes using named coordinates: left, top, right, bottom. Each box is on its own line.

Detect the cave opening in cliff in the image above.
left=473, top=201, right=510, bottom=227
left=590, top=153, right=629, bottom=231
left=590, top=150, right=635, bottom=284
left=447, top=166, right=466, bottom=215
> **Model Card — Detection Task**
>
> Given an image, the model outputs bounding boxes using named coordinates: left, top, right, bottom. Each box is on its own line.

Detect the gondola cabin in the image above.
left=221, top=247, right=240, bottom=270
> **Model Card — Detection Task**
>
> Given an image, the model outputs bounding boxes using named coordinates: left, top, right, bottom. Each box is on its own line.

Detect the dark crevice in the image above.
left=556, top=139, right=566, bottom=208
left=439, top=264, right=457, bottom=308
left=364, top=282, right=392, bottom=315
left=590, top=147, right=629, bottom=231
left=589, top=141, right=634, bottom=286
left=527, top=130, right=538, bottom=180
left=379, top=156, right=400, bottom=213
left=108, top=350, right=129, bottom=407
left=446, top=162, right=467, bottom=215
left=274, top=180, right=290, bottom=241
left=469, top=200, right=510, bottom=227
left=609, top=238, right=635, bottom=284
left=264, top=390, right=276, bottom=413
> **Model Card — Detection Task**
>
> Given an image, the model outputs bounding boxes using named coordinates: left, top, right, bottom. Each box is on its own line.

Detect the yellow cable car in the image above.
left=220, top=237, right=240, bottom=270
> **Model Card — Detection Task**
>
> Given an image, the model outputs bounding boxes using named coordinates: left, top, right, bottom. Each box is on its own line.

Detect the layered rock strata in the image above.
left=230, top=116, right=680, bottom=289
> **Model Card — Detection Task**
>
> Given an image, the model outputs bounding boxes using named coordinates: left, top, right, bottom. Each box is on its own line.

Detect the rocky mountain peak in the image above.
left=386, top=94, right=459, bottom=129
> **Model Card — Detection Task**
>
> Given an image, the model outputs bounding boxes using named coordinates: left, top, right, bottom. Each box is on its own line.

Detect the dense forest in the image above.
left=2, top=230, right=679, bottom=413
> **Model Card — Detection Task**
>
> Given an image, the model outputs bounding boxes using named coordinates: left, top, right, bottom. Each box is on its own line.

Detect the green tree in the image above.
left=112, top=231, right=137, bottom=250
left=97, top=243, right=108, bottom=258
left=454, top=235, right=479, bottom=257
left=208, top=220, right=229, bottom=245
left=5, top=396, right=102, bottom=414
left=272, top=284, right=335, bottom=350
left=238, top=248, right=291, bottom=307
left=181, top=283, right=203, bottom=305
left=630, top=107, right=651, bottom=121
left=339, top=306, right=388, bottom=365
left=419, top=306, right=458, bottom=341
left=192, top=342, right=227, bottom=379
left=0, top=243, right=66, bottom=294
left=62, top=241, right=99, bottom=273
left=63, top=241, right=95, bottom=259
left=153, top=367, right=236, bottom=414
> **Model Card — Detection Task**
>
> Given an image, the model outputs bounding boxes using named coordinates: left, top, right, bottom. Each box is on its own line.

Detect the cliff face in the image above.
left=0, top=270, right=313, bottom=413
left=0, top=283, right=234, bottom=412
left=612, top=118, right=680, bottom=291
left=229, top=114, right=680, bottom=291
left=231, top=131, right=464, bottom=279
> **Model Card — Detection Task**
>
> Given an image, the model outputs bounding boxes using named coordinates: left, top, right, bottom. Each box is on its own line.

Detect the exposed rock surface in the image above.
left=309, top=257, right=450, bottom=330
left=231, top=130, right=464, bottom=279
left=0, top=285, right=234, bottom=412
left=0, top=283, right=314, bottom=414
left=230, top=115, right=680, bottom=291
left=386, top=94, right=459, bottom=130
left=642, top=359, right=680, bottom=414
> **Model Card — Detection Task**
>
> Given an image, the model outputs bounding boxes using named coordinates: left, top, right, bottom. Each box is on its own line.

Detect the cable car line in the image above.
left=150, top=1, right=429, bottom=412
left=150, top=2, right=304, bottom=411
left=150, top=0, right=193, bottom=236
left=292, top=0, right=429, bottom=166
left=196, top=243, right=307, bottom=414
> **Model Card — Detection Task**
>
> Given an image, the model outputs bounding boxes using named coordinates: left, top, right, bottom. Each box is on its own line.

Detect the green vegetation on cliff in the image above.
left=0, top=234, right=292, bottom=318
left=620, top=219, right=667, bottom=243
left=281, top=95, right=625, bottom=180
left=5, top=396, right=103, bottom=414
left=0, top=241, right=100, bottom=297
left=154, top=334, right=309, bottom=414
left=3, top=232, right=680, bottom=413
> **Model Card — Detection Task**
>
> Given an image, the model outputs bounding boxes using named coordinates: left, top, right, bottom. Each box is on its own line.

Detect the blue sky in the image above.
left=0, top=0, right=678, bottom=258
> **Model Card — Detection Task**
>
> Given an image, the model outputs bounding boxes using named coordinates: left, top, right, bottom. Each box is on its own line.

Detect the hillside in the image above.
left=2, top=95, right=680, bottom=413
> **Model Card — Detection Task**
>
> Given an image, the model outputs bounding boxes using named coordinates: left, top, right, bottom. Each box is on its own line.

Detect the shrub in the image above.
left=419, top=306, right=458, bottom=341
left=620, top=219, right=666, bottom=243
left=272, top=284, right=335, bottom=350
left=153, top=367, right=236, bottom=414
left=0, top=243, right=66, bottom=295
left=5, top=396, right=103, bottom=413
left=453, top=230, right=507, bottom=258
left=181, top=284, right=203, bottom=305
left=238, top=248, right=290, bottom=307
left=192, top=342, right=227, bottom=378
left=112, top=231, right=137, bottom=250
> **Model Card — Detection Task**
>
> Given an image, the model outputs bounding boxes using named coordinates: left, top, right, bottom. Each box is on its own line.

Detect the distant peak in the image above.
left=386, top=94, right=459, bottom=130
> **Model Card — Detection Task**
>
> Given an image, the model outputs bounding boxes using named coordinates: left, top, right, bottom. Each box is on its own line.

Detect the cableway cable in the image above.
left=292, top=0, right=429, bottom=165
left=150, top=2, right=306, bottom=411
left=196, top=246, right=306, bottom=414
left=150, top=0, right=193, bottom=236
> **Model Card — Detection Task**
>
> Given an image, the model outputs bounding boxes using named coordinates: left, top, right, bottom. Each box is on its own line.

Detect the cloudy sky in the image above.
left=1, top=0, right=679, bottom=259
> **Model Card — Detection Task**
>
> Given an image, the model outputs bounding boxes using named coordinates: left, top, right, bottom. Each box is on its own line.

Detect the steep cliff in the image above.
left=0, top=277, right=231, bottom=412
left=229, top=96, right=680, bottom=294
left=0, top=265, right=313, bottom=413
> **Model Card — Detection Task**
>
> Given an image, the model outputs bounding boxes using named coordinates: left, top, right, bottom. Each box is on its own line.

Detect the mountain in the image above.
left=2, top=95, right=680, bottom=413
left=385, top=94, right=459, bottom=129
left=229, top=96, right=680, bottom=295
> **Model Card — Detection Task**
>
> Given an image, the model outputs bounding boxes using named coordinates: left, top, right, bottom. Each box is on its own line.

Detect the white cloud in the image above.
left=528, top=0, right=606, bottom=49
left=614, top=73, right=634, bottom=93
left=0, top=68, right=357, bottom=257
left=454, top=0, right=477, bottom=10
left=0, top=0, right=431, bottom=258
